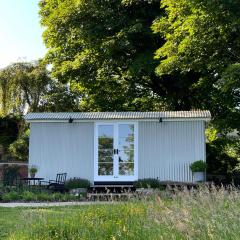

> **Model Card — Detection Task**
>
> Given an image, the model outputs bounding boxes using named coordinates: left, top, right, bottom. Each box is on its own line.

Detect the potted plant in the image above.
left=29, top=165, right=38, bottom=178
left=190, top=160, right=207, bottom=182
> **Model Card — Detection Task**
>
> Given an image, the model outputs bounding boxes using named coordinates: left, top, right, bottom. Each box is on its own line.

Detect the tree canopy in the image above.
left=0, top=61, right=51, bottom=115
left=0, top=0, right=240, bottom=179
left=39, top=0, right=166, bottom=111
left=152, top=0, right=240, bottom=131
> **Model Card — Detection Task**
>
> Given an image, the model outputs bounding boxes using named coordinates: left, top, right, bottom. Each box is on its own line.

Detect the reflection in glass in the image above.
left=118, top=124, right=134, bottom=138
left=98, top=125, right=113, bottom=138
left=98, top=163, right=113, bottom=175
left=118, top=150, right=134, bottom=163
left=119, top=163, right=134, bottom=175
left=98, top=149, right=113, bottom=163
left=98, top=125, right=114, bottom=176
left=118, top=124, right=134, bottom=176
left=98, top=137, right=113, bottom=149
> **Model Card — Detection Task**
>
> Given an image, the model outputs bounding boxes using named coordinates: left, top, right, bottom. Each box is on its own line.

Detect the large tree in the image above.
left=152, top=0, right=240, bottom=132
left=39, top=0, right=167, bottom=111
left=0, top=61, right=51, bottom=115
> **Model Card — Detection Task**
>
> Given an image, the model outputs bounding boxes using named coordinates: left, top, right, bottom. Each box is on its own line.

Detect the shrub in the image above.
left=2, top=191, right=20, bottom=202
left=190, top=160, right=207, bottom=172
left=0, top=189, right=82, bottom=202
left=65, top=178, right=90, bottom=189
left=133, top=178, right=161, bottom=189
left=21, top=191, right=37, bottom=202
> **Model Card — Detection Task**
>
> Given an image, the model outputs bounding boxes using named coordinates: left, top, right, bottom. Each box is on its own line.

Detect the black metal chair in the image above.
left=41, top=173, right=67, bottom=192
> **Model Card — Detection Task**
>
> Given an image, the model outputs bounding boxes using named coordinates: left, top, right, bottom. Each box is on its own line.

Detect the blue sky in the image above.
left=0, top=1, right=46, bottom=68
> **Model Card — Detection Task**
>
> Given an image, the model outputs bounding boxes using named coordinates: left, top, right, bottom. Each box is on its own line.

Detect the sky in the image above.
left=0, top=1, right=46, bottom=69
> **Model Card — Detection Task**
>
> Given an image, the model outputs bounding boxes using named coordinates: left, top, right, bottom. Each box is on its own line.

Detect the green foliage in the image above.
left=29, top=166, right=38, bottom=175
left=0, top=61, right=52, bottom=115
left=152, top=0, right=240, bottom=128
left=0, top=190, right=81, bottom=202
left=39, top=81, right=80, bottom=112
left=1, top=191, right=20, bottom=202
left=8, top=129, right=29, bottom=162
left=133, top=178, right=161, bottom=188
left=0, top=115, right=21, bottom=150
left=65, top=178, right=90, bottom=189
left=39, top=0, right=165, bottom=111
left=207, top=136, right=240, bottom=182
left=190, top=160, right=207, bottom=172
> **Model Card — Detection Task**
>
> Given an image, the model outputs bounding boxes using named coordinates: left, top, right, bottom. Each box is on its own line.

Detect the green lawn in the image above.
left=1, top=187, right=240, bottom=240
left=0, top=208, right=22, bottom=239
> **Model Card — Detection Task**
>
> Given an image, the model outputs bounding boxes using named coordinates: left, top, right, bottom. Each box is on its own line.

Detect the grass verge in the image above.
left=1, top=186, right=240, bottom=239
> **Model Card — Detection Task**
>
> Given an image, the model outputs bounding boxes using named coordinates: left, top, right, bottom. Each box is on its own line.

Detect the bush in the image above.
left=133, top=178, right=161, bottom=189
left=2, top=191, right=20, bottom=202
left=190, top=160, right=207, bottom=172
left=65, top=178, right=91, bottom=190
left=21, top=191, right=37, bottom=202
left=0, top=189, right=82, bottom=202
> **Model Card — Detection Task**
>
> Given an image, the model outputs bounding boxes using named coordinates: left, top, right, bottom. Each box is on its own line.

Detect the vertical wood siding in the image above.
left=29, top=122, right=94, bottom=182
left=29, top=120, right=205, bottom=183
left=138, top=121, right=205, bottom=182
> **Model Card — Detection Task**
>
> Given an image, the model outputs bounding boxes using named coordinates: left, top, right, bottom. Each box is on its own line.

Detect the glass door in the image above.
left=95, top=122, right=137, bottom=182
left=117, top=124, right=135, bottom=178
left=97, top=124, right=115, bottom=180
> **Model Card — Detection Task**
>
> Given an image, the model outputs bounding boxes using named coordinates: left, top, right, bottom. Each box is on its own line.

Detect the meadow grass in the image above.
left=1, top=186, right=240, bottom=239
left=0, top=207, right=22, bottom=239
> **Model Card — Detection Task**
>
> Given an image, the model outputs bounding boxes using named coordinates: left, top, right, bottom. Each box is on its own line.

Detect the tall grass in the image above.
left=8, top=185, right=240, bottom=240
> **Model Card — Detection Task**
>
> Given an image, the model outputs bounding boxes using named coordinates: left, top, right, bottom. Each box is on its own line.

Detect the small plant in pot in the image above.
left=29, top=165, right=38, bottom=178
left=190, top=160, right=207, bottom=182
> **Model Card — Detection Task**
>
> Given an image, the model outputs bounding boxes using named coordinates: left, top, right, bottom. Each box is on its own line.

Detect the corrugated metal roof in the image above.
left=25, top=111, right=211, bottom=121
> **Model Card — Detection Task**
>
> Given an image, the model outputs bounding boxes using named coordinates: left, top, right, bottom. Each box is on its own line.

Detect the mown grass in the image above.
left=1, top=186, right=240, bottom=240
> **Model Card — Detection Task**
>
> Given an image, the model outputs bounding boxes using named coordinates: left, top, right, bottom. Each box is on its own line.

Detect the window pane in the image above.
left=98, top=137, right=113, bottom=149
left=98, top=125, right=113, bottom=138
left=98, top=163, right=113, bottom=175
left=118, top=137, right=134, bottom=151
left=118, top=124, right=134, bottom=138
left=118, top=150, right=134, bottom=163
left=98, top=149, right=113, bottom=163
left=119, top=163, right=134, bottom=176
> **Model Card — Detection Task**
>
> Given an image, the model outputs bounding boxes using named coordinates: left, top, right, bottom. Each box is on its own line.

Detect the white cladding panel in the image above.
left=29, top=122, right=94, bottom=182
left=29, top=120, right=206, bottom=183
left=138, top=121, right=205, bottom=182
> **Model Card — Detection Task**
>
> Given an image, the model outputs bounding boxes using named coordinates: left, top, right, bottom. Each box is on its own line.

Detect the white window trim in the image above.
left=94, top=121, right=138, bottom=182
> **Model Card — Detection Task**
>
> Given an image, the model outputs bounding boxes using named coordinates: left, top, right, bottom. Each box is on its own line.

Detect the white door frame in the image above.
left=94, top=121, right=138, bottom=182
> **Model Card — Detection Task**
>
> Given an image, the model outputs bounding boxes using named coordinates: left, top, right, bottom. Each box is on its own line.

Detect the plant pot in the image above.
left=193, top=172, right=205, bottom=182
left=30, top=173, right=35, bottom=178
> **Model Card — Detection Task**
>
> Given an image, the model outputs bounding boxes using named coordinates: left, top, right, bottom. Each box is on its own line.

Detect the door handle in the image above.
left=113, top=149, right=119, bottom=155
